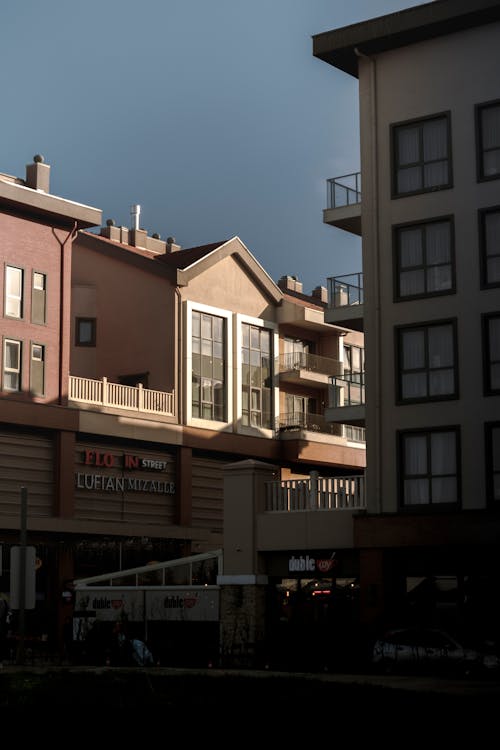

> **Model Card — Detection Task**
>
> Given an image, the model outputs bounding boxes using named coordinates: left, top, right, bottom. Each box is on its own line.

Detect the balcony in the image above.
left=326, top=273, right=364, bottom=331
left=69, top=375, right=175, bottom=417
left=323, top=172, right=361, bottom=235
left=277, top=411, right=339, bottom=437
left=257, top=472, right=365, bottom=550
left=278, top=352, right=342, bottom=387
left=325, top=374, right=365, bottom=426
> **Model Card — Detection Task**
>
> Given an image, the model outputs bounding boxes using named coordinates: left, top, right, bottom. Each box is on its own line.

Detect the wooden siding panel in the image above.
left=191, top=457, right=224, bottom=531
left=0, top=431, right=54, bottom=518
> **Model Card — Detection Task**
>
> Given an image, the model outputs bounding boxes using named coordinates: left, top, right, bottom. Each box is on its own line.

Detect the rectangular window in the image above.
left=392, top=113, right=451, bottom=197
left=242, top=323, right=272, bottom=428
left=30, top=343, right=45, bottom=396
left=395, top=218, right=454, bottom=299
left=32, top=272, right=47, bottom=324
left=399, top=428, right=459, bottom=507
left=5, top=265, right=23, bottom=318
left=483, top=313, right=500, bottom=395
left=3, top=338, right=21, bottom=391
left=476, top=100, right=500, bottom=181
left=75, top=317, right=96, bottom=347
left=397, top=321, right=457, bottom=402
left=479, top=207, right=500, bottom=288
left=192, top=310, right=226, bottom=421
left=486, top=423, right=500, bottom=504
left=343, top=343, right=365, bottom=383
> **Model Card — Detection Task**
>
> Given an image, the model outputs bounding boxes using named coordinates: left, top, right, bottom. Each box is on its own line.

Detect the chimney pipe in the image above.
left=130, top=204, right=141, bottom=231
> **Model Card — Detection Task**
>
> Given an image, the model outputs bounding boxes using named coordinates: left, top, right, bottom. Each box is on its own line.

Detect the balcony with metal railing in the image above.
left=278, top=351, right=342, bottom=386
left=325, top=273, right=364, bottom=331
left=323, top=172, right=361, bottom=235
left=68, top=375, right=175, bottom=418
left=325, top=373, right=365, bottom=426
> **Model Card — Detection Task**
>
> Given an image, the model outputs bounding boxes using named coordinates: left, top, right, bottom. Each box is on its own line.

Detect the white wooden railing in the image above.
left=69, top=375, right=175, bottom=416
left=265, top=471, right=365, bottom=512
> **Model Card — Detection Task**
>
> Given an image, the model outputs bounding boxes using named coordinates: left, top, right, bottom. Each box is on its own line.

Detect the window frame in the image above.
left=485, top=421, right=500, bottom=507
left=482, top=311, right=500, bottom=396
left=31, top=270, right=47, bottom=325
left=30, top=341, right=45, bottom=397
left=3, top=337, right=22, bottom=392
left=478, top=206, right=500, bottom=290
left=393, top=215, right=456, bottom=301
left=4, top=264, right=24, bottom=319
left=397, top=426, right=461, bottom=511
left=391, top=111, right=453, bottom=199
left=395, top=318, right=459, bottom=404
left=241, top=321, right=273, bottom=429
left=476, top=99, right=500, bottom=183
left=75, top=317, right=97, bottom=347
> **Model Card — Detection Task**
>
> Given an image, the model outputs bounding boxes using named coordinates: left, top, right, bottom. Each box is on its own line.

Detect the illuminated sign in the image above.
left=288, top=553, right=338, bottom=574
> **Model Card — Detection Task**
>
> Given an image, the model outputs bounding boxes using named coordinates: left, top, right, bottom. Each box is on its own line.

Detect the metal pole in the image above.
left=16, top=487, right=27, bottom=665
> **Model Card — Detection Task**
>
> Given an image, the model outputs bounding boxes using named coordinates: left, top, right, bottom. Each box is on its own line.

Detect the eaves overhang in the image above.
left=0, top=178, right=101, bottom=229
left=312, top=0, right=500, bottom=77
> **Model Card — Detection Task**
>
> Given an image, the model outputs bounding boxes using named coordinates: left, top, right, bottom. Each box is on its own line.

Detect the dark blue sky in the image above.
left=2, top=0, right=426, bottom=295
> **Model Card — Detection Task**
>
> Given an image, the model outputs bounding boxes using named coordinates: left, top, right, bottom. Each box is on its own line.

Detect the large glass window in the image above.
left=192, top=310, right=226, bottom=421
left=343, top=343, right=364, bottom=383
left=476, top=100, right=500, bottom=181
left=30, top=343, right=45, bottom=396
left=241, top=323, right=272, bottom=428
left=397, top=321, right=457, bottom=402
left=486, top=423, right=500, bottom=504
left=479, top=208, right=500, bottom=288
left=392, top=114, right=451, bottom=196
left=282, top=337, right=313, bottom=370
left=3, top=338, right=21, bottom=391
left=5, top=265, right=23, bottom=318
left=483, top=313, right=500, bottom=395
left=32, top=272, right=47, bottom=325
left=399, top=428, right=459, bottom=507
left=395, top=219, right=454, bottom=299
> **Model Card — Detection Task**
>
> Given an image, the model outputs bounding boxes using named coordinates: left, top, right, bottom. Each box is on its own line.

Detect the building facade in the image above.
left=313, top=0, right=500, bottom=648
left=0, top=158, right=365, bottom=664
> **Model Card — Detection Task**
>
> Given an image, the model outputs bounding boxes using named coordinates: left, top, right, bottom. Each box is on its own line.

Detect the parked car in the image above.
left=372, top=627, right=500, bottom=676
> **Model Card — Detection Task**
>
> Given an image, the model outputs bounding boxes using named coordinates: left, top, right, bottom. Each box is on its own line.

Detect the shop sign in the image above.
left=74, top=589, right=144, bottom=622
left=288, top=553, right=338, bottom=574
left=146, top=589, right=219, bottom=622
left=75, top=448, right=176, bottom=494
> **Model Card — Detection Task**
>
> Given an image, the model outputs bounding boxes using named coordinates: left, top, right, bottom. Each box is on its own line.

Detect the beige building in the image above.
left=313, top=0, right=500, bottom=645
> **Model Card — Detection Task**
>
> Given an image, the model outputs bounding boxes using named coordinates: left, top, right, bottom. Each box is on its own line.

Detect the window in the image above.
left=192, top=310, right=226, bottom=421
left=397, top=321, right=457, bottom=402
left=395, top=218, right=454, bottom=299
left=32, top=272, right=47, bottom=324
left=485, top=423, right=500, bottom=504
left=476, top=100, right=500, bottom=181
left=392, top=113, right=451, bottom=196
left=5, top=266, right=23, bottom=318
left=30, top=343, right=45, bottom=396
left=242, top=323, right=272, bottom=428
left=75, top=317, right=96, bottom=347
left=343, top=343, right=364, bottom=383
left=283, top=337, right=313, bottom=370
left=483, top=313, right=500, bottom=395
left=479, top=207, right=500, bottom=288
left=399, top=428, right=459, bottom=507
left=3, top=338, right=21, bottom=391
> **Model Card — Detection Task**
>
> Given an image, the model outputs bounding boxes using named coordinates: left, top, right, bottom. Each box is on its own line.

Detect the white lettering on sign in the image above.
left=288, top=554, right=337, bottom=573
left=75, top=472, right=175, bottom=494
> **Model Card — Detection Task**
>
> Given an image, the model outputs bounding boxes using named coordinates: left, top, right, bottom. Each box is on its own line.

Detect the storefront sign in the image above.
left=288, top=553, right=338, bottom=574
left=74, top=587, right=219, bottom=622
left=146, top=589, right=219, bottom=622
left=75, top=473, right=175, bottom=494
left=75, top=448, right=176, bottom=494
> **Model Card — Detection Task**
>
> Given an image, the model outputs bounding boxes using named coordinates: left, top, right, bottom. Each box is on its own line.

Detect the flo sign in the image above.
left=75, top=448, right=176, bottom=495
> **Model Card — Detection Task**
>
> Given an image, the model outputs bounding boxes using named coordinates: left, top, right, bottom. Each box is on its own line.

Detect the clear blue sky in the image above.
left=2, top=0, right=427, bottom=295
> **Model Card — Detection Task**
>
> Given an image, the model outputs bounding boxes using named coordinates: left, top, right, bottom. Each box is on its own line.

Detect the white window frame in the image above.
left=5, top=265, right=23, bottom=319
left=3, top=338, right=22, bottom=392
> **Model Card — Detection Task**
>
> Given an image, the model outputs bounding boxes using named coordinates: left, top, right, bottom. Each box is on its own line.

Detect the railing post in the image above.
left=102, top=376, right=108, bottom=406
left=309, top=471, right=319, bottom=510
left=137, top=383, right=144, bottom=412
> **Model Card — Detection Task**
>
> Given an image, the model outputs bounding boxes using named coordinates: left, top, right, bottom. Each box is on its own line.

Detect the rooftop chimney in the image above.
left=312, top=285, right=328, bottom=304
left=277, top=275, right=303, bottom=294
left=166, top=236, right=182, bottom=253
left=130, top=204, right=141, bottom=230
left=25, top=154, right=50, bottom=192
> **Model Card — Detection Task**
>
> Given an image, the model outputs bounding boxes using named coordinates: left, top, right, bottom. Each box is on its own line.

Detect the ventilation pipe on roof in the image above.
left=130, top=204, right=141, bottom=230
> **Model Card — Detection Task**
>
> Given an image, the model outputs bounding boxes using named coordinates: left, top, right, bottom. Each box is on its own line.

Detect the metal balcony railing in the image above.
left=278, top=352, right=342, bottom=377
left=326, top=172, right=361, bottom=209
left=330, top=373, right=366, bottom=407
left=69, top=375, right=175, bottom=416
left=327, top=273, right=364, bottom=310
left=276, top=411, right=337, bottom=436
left=265, top=471, right=365, bottom=512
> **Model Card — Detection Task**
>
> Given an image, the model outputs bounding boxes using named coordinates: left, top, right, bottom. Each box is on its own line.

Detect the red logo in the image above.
left=316, top=558, right=337, bottom=573
left=183, top=596, right=197, bottom=609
